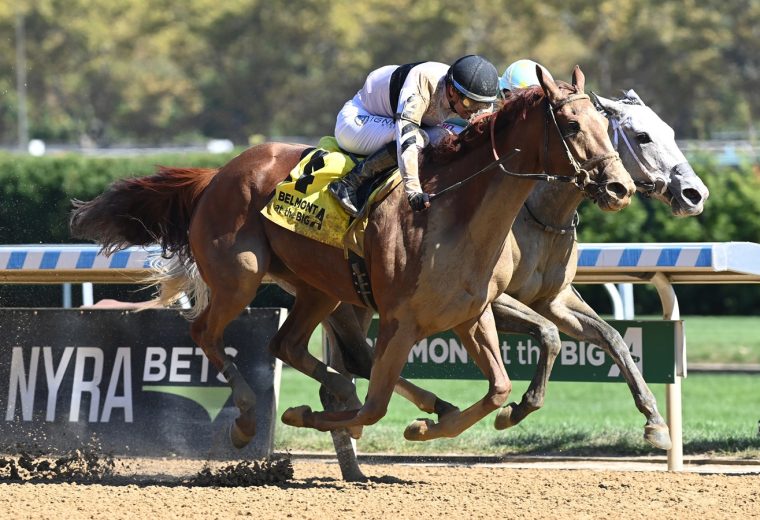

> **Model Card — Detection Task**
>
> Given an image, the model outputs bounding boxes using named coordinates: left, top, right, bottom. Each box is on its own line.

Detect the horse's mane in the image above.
left=424, top=81, right=579, bottom=164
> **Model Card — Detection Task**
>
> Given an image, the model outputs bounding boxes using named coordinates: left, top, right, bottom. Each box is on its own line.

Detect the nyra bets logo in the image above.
left=140, top=346, right=235, bottom=421
left=4, top=346, right=235, bottom=424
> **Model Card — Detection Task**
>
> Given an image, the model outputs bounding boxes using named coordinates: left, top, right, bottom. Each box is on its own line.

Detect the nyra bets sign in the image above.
left=0, top=308, right=283, bottom=458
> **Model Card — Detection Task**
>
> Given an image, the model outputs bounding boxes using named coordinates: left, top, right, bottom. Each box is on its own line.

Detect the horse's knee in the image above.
left=270, top=335, right=310, bottom=367
left=539, top=324, right=562, bottom=357
left=488, top=381, right=512, bottom=408
left=267, top=338, right=282, bottom=360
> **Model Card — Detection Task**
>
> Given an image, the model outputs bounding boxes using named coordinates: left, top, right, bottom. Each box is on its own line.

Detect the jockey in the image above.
left=328, top=55, right=500, bottom=216
left=435, top=59, right=553, bottom=142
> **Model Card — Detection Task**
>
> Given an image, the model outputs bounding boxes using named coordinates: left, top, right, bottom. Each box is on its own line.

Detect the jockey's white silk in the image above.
left=335, top=62, right=472, bottom=196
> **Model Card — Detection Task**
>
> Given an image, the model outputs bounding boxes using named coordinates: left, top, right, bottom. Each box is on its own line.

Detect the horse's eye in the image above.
left=636, top=132, right=652, bottom=144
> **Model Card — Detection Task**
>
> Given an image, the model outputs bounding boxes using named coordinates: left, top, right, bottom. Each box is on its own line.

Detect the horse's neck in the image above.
left=424, top=118, right=546, bottom=262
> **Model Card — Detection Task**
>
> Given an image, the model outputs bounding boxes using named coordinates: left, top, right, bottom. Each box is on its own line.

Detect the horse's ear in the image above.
left=571, top=65, right=585, bottom=92
left=537, top=64, right=562, bottom=105
left=624, top=89, right=645, bottom=105
left=592, top=93, right=624, bottom=116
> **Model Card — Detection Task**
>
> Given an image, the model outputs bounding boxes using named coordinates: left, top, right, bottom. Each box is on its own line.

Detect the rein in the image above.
left=429, top=92, right=620, bottom=202
left=428, top=147, right=523, bottom=201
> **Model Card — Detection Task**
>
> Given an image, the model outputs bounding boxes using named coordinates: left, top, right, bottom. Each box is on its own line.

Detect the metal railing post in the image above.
left=651, top=272, right=684, bottom=472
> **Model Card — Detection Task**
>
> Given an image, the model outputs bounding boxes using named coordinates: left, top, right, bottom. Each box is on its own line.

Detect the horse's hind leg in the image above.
left=190, top=249, right=266, bottom=449
left=489, top=293, right=563, bottom=429
left=319, top=316, right=367, bottom=482
left=541, top=286, right=671, bottom=450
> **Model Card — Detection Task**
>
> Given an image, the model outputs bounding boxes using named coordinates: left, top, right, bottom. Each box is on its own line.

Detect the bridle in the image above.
left=541, top=94, right=621, bottom=200
left=609, top=116, right=667, bottom=198
left=429, top=92, right=622, bottom=202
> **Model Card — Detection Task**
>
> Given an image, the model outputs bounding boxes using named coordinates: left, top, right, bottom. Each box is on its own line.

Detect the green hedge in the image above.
left=1, top=150, right=759, bottom=313
left=0, top=151, right=237, bottom=244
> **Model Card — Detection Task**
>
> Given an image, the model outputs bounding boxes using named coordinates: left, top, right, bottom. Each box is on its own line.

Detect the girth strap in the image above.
left=348, top=250, right=377, bottom=310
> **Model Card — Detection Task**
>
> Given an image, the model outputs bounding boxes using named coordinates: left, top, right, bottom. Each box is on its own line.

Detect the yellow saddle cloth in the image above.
left=261, top=137, right=400, bottom=256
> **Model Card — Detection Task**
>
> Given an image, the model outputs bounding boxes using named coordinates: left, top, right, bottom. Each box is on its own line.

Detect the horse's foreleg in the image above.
left=325, top=304, right=458, bottom=418
left=285, top=318, right=416, bottom=434
left=543, top=286, right=671, bottom=450
left=405, top=306, right=511, bottom=441
left=489, top=293, right=563, bottom=430
left=271, top=288, right=356, bottom=404
left=274, top=287, right=373, bottom=437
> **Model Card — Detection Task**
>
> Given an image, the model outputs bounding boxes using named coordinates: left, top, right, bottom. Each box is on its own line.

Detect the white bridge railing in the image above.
left=2, top=241, right=760, bottom=471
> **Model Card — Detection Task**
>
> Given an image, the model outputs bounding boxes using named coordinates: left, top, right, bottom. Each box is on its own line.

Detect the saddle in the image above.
left=261, top=137, right=400, bottom=257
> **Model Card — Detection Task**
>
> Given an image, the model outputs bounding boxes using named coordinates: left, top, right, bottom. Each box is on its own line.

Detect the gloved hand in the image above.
left=408, top=192, right=431, bottom=212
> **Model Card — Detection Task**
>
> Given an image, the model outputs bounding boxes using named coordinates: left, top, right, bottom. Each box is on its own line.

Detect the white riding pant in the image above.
left=334, top=95, right=395, bottom=155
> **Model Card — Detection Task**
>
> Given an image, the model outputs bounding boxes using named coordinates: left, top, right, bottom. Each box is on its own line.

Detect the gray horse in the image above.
left=318, top=89, right=708, bottom=480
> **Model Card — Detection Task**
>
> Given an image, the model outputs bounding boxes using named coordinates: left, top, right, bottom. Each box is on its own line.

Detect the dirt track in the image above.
left=1, top=458, right=759, bottom=519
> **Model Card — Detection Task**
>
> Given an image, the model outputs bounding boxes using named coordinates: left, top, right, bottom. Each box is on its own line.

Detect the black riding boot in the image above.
left=328, top=142, right=397, bottom=217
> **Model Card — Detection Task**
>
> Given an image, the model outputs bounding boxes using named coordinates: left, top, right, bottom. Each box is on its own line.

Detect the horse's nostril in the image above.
left=683, top=188, right=703, bottom=205
left=606, top=182, right=629, bottom=199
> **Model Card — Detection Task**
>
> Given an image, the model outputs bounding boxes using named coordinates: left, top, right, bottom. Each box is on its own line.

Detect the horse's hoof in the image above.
left=644, top=424, right=672, bottom=450
left=494, top=403, right=518, bottom=430
left=404, top=418, right=435, bottom=441
left=348, top=425, right=364, bottom=440
left=230, top=421, right=253, bottom=449
left=343, top=470, right=368, bottom=483
left=281, top=405, right=311, bottom=428
left=229, top=408, right=256, bottom=449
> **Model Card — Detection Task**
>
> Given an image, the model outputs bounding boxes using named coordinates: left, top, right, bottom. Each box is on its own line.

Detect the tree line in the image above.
left=2, top=0, right=760, bottom=146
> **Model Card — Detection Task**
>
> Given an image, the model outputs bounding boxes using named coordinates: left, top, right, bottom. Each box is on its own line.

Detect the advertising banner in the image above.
left=0, top=308, right=283, bottom=458
left=368, top=320, right=680, bottom=383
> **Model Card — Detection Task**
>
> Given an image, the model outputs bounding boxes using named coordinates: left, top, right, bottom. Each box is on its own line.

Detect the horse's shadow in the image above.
left=0, top=472, right=419, bottom=489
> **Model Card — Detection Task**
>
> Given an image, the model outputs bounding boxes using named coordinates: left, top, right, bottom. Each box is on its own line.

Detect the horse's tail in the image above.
left=145, top=255, right=210, bottom=321
left=70, top=166, right=218, bottom=261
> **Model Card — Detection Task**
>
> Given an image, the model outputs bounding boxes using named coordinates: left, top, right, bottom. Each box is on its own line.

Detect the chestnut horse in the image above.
left=71, top=66, right=634, bottom=448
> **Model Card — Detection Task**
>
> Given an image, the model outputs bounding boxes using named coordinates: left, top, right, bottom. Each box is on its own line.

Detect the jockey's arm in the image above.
left=395, top=93, right=429, bottom=196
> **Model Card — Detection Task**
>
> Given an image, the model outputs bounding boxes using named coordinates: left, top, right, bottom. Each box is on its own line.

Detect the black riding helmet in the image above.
left=447, top=55, right=499, bottom=103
